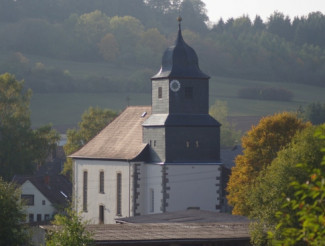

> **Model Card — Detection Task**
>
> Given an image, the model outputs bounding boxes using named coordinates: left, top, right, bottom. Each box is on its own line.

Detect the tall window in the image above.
left=158, top=87, right=162, bottom=99
left=116, top=173, right=122, bottom=216
left=99, top=171, right=104, bottom=193
left=149, top=189, right=154, bottom=213
left=83, top=171, right=88, bottom=212
left=99, top=205, right=104, bottom=224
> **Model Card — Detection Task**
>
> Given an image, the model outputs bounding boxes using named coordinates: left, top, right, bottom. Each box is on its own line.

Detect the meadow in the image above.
left=30, top=74, right=325, bottom=132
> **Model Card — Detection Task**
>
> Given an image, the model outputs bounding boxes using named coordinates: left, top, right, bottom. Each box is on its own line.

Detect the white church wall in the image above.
left=74, top=159, right=133, bottom=224
left=21, top=180, right=55, bottom=222
left=133, top=163, right=163, bottom=215
left=144, top=164, right=163, bottom=214
left=165, top=164, right=221, bottom=212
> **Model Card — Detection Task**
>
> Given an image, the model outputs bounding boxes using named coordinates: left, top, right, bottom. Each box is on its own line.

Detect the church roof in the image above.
left=71, top=106, right=151, bottom=161
left=152, top=19, right=209, bottom=80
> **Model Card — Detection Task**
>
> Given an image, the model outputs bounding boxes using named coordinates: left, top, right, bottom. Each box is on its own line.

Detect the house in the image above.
left=71, top=18, right=224, bottom=224
left=13, top=174, right=71, bottom=223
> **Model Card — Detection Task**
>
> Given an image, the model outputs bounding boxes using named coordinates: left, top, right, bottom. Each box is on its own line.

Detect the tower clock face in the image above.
left=170, top=80, right=181, bottom=92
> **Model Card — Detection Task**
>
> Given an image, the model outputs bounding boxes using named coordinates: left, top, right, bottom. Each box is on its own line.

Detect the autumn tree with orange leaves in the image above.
left=226, top=112, right=309, bottom=215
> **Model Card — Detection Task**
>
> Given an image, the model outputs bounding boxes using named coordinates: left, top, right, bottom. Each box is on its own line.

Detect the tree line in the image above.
left=0, top=1, right=324, bottom=93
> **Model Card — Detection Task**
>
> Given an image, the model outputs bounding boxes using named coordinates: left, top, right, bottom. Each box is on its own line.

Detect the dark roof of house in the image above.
left=43, top=222, right=250, bottom=244
left=89, top=223, right=250, bottom=244
left=221, top=145, right=243, bottom=169
left=12, top=174, right=71, bottom=206
left=152, top=21, right=209, bottom=80
left=116, top=209, right=249, bottom=224
left=70, top=106, right=152, bottom=161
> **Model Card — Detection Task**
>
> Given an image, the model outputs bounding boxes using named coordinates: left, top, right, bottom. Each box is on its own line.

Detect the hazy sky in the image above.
left=203, top=0, right=325, bottom=23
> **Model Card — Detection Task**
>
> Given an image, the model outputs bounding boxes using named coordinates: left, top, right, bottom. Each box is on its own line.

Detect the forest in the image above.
left=0, top=0, right=325, bottom=94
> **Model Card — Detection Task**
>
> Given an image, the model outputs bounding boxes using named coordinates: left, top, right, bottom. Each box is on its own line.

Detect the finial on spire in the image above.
left=177, top=12, right=182, bottom=30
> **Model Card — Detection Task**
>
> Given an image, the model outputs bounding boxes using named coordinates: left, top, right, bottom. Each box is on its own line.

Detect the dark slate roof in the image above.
left=221, top=146, right=243, bottom=169
left=143, top=114, right=220, bottom=127
left=152, top=22, right=209, bottom=80
left=71, top=106, right=151, bottom=160
left=116, top=209, right=249, bottom=224
left=12, top=174, right=71, bottom=206
left=43, top=222, right=250, bottom=244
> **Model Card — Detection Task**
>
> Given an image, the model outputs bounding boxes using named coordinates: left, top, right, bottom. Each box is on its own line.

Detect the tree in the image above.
left=46, top=206, right=93, bottom=246
left=0, top=73, right=60, bottom=180
left=304, top=102, right=325, bottom=125
left=98, top=33, right=119, bottom=62
left=0, top=178, right=30, bottom=245
left=63, top=107, right=117, bottom=177
left=248, top=124, right=325, bottom=245
left=209, top=100, right=241, bottom=147
left=226, top=112, right=309, bottom=215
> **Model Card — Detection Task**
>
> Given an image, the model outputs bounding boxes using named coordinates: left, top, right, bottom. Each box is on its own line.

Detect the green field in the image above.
left=3, top=51, right=325, bottom=132
left=30, top=75, right=325, bottom=132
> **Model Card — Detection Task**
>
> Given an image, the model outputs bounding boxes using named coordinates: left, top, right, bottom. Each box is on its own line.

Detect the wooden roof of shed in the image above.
left=71, top=106, right=151, bottom=160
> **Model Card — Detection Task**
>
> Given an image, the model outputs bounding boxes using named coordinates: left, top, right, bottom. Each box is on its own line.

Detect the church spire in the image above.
left=152, top=16, right=209, bottom=80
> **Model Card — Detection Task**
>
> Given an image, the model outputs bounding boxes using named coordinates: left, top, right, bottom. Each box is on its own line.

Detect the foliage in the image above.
left=238, top=87, right=293, bottom=101
left=267, top=125, right=325, bottom=246
left=0, top=73, right=60, bottom=180
left=63, top=107, right=117, bottom=177
left=226, top=112, right=309, bottom=215
left=46, top=206, right=93, bottom=246
left=304, top=102, right=325, bottom=125
left=0, top=178, right=30, bottom=245
left=98, top=33, right=119, bottom=62
left=248, top=125, right=325, bottom=245
left=209, top=100, right=241, bottom=147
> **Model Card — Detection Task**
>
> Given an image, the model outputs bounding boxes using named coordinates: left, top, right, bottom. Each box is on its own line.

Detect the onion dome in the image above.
left=152, top=16, right=209, bottom=79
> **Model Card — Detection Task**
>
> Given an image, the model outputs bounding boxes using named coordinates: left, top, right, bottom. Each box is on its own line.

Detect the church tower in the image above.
left=143, top=17, right=221, bottom=164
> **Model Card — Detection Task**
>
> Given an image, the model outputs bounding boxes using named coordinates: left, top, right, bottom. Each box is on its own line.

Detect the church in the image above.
left=71, top=18, right=223, bottom=224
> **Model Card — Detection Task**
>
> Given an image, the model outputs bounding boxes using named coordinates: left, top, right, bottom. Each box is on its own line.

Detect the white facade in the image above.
left=74, top=159, right=137, bottom=224
left=21, top=180, right=56, bottom=222
left=165, top=164, right=221, bottom=212
left=74, top=159, right=222, bottom=224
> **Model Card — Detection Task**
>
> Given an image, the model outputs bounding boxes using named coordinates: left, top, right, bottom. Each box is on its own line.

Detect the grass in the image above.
left=30, top=76, right=325, bottom=132
left=2, top=51, right=325, bottom=131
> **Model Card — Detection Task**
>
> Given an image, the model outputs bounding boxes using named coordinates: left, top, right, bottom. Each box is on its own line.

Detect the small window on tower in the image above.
left=196, top=140, right=199, bottom=148
left=158, top=87, right=162, bottom=99
left=186, top=141, right=190, bottom=148
left=185, top=87, right=193, bottom=99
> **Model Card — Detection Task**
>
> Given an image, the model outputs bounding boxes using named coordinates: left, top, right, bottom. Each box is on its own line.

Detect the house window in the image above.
left=158, top=87, right=162, bottom=99
left=99, top=205, right=104, bottom=224
left=116, top=173, right=122, bottom=216
left=44, top=214, right=50, bottom=221
left=83, top=171, right=88, bottom=212
left=37, top=214, right=42, bottom=222
left=29, top=214, right=34, bottom=222
left=149, top=189, right=154, bottom=213
left=42, top=200, right=46, bottom=205
left=99, top=171, right=104, bottom=193
left=185, top=87, right=193, bottom=99
left=21, top=194, right=34, bottom=206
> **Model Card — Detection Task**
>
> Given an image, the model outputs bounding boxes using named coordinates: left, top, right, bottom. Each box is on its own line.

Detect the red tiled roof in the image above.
left=70, top=106, right=151, bottom=160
